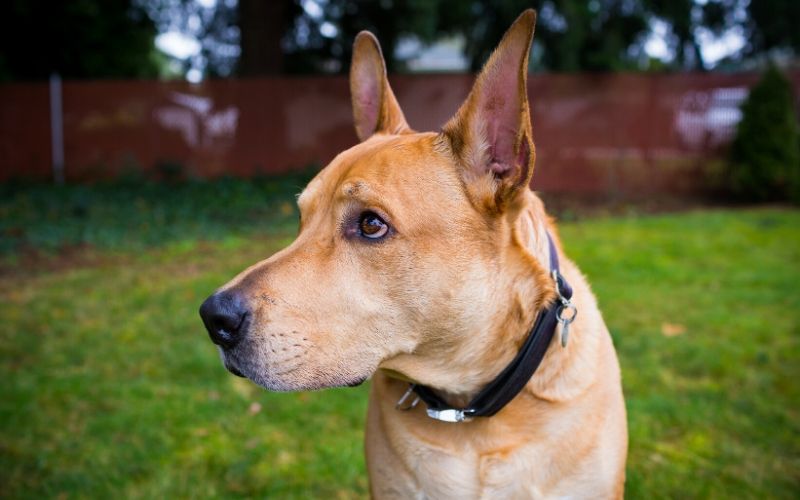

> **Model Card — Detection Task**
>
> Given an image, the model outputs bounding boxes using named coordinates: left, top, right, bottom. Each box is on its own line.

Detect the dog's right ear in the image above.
left=350, top=31, right=410, bottom=141
left=442, top=10, right=536, bottom=215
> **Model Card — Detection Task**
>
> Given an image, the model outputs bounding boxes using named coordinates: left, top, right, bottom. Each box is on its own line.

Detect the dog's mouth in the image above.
left=225, top=362, right=246, bottom=378
left=216, top=343, right=376, bottom=391
left=217, top=347, right=246, bottom=378
left=345, top=375, right=368, bottom=387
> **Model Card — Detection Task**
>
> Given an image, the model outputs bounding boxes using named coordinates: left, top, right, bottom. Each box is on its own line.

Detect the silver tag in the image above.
left=557, top=303, right=577, bottom=348
left=560, top=320, right=570, bottom=347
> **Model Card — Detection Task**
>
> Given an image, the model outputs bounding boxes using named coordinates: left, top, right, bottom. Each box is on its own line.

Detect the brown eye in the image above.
left=359, top=212, right=389, bottom=239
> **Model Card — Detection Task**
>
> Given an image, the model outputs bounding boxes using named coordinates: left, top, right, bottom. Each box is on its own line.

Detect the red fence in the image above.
left=1, top=72, right=799, bottom=195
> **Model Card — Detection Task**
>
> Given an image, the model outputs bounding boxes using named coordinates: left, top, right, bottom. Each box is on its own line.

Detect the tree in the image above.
left=96, top=0, right=800, bottom=79
left=238, top=0, right=295, bottom=75
left=272, top=0, right=716, bottom=73
left=727, top=66, right=800, bottom=202
left=646, top=0, right=705, bottom=70
left=745, top=0, right=800, bottom=58
left=140, top=0, right=240, bottom=78
left=456, top=0, right=651, bottom=72
left=0, top=0, right=161, bottom=81
left=281, top=0, right=450, bottom=74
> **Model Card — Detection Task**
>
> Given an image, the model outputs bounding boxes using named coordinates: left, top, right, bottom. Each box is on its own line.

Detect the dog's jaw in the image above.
left=218, top=333, right=384, bottom=392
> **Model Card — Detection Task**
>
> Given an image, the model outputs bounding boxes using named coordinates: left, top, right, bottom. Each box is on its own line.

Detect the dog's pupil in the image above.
left=361, top=214, right=384, bottom=235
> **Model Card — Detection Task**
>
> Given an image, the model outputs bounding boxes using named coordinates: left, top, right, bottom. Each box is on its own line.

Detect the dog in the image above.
left=200, top=9, right=627, bottom=498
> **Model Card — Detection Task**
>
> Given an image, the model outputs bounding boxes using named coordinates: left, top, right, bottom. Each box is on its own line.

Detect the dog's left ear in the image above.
left=443, top=10, right=536, bottom=213
left=350, top=31, right=410, bottom=141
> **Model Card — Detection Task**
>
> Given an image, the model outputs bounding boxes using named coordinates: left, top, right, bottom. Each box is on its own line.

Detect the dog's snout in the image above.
left=199, top=291, right=249, bottom=349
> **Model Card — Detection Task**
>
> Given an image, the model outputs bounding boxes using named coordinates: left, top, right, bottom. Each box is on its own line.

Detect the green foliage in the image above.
left=1, top=205, right=799, bottom=497
left=252, top=0, right=753, bottom=73
left=0, top=0, right=160, bottom=81
left=3, top=0, right=798, bottom=79
left=283, top=0, right=453, bottom=73
left=746, top=0, right=800, bottom=56
left=281, top=0, right=658, bottom=73
left=458, top=0, right=651, bottom=72
left=0, top=173, right=315, bottom=256
left=727, top=66, right=800, bottom=202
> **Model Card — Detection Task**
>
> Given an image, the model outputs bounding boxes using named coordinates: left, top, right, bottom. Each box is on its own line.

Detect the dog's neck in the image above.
left=379, top=191, right=561, bottom=405
left=515, top=192, right=553, bottom=278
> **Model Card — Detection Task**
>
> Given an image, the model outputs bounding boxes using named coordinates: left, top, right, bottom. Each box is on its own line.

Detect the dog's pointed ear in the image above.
left=442, top=10, right=536, bottom=213
left=350, top=31, right=410, bottom=141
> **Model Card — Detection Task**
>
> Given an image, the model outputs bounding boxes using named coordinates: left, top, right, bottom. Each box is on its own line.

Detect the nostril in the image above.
left=199, top=291, right=249, bottom=349
left=211, top=312, right=245, bottom=337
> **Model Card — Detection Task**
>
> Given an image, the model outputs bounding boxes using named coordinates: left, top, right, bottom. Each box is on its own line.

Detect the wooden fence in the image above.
left=1, top=72, right=798, bottom=195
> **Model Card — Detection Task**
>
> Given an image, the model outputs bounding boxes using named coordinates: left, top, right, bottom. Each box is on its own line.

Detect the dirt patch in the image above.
left=0, top=236, right=288, bottom=283
left=0, top=243, right=127, bottom=280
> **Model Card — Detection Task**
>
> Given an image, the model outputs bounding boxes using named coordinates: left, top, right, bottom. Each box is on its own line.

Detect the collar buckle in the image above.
left=425, top=408, right=473, bottom=423
left=395, top=384, right=421, bottom=411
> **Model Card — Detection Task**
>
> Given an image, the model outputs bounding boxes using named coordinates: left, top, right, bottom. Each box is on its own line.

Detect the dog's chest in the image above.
left=400, top=435, right=545, bottom=499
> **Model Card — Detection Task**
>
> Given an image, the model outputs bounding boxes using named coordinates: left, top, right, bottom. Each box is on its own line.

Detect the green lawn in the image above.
left=0, top=185, right=798, bottom=497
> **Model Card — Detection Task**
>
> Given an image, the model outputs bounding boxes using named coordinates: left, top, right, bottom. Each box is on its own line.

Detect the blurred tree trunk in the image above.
left=238, top=0, right=288, bottom=76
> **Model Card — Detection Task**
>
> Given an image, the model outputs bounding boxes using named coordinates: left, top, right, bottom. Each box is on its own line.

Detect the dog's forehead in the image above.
left=298, top=132, right=447, bottom=211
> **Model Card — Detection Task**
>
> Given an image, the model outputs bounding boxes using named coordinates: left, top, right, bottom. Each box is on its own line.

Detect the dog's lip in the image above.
left=346, top=375, right=368, bottom=387
left=217, top=346, right=246, bottom=378
left=224, top=360, right=246, bottom=378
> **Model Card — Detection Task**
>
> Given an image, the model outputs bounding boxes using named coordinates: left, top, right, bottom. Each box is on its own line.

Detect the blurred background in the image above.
left=1, top=1, right=798, bottom=498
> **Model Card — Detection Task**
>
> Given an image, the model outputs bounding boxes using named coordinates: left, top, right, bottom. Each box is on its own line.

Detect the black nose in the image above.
left=199, top=291, right=249, bottom=349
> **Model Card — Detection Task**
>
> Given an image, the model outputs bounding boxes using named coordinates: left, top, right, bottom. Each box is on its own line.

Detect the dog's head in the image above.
left=200, top=10, right=554, bottom=393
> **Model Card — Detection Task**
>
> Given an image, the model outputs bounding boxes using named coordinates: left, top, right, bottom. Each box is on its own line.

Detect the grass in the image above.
left=562, top=209, right=800, bottom=497
left=0, top=180, right=798, bottom=498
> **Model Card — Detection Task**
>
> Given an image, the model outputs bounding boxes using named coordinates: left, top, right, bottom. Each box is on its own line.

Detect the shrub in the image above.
left=727, top=65, right=800, bottom=203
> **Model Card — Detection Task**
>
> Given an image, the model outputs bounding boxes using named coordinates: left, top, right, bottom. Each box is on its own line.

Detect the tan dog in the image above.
left=200, top=9, right=627, bottom=498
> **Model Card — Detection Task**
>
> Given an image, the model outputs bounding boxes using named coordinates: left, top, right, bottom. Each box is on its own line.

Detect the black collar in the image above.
left=396, top=231, right=576, bottom=422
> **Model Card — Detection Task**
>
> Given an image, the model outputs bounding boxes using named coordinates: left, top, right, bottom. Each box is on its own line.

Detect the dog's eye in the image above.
left=359, top=212, right=389, bottom=239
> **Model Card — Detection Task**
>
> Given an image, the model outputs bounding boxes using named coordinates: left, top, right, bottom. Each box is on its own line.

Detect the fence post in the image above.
left=49, top=73, right=65, bottom=184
